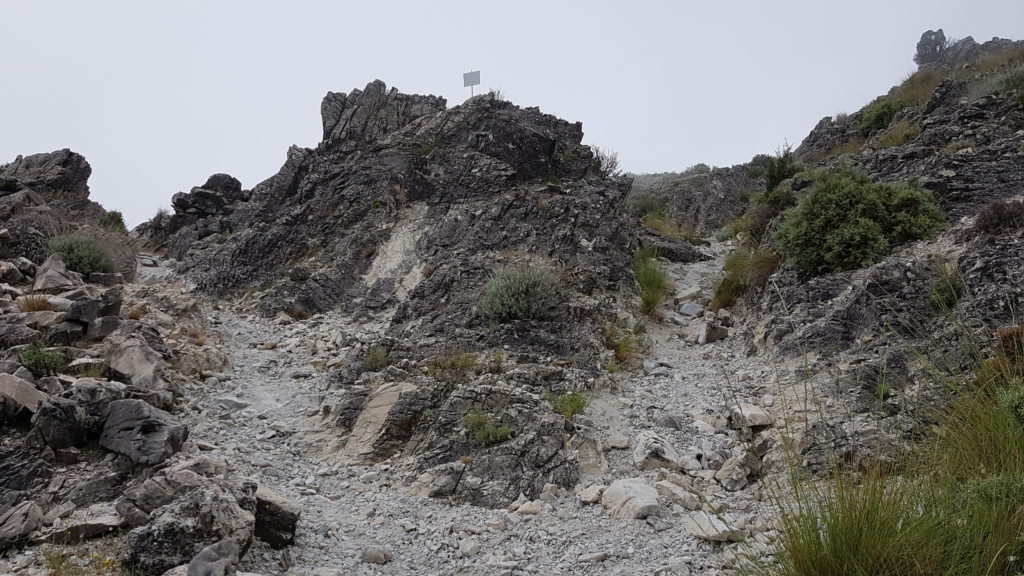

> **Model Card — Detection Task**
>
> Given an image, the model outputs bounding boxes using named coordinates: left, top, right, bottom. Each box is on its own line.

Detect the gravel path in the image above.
left=181, top=240, right=782, bottom=576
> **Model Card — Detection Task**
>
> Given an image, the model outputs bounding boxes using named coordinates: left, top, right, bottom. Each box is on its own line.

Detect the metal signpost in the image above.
left=463, top=70, right=480, bottom=97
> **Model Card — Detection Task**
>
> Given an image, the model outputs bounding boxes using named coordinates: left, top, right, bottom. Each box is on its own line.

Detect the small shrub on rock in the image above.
left=765, top=146, right=799, bottom=193
left=634, top=246, right=671, bottom=316
left=859, top=98, right=909, bottom=137
left=47, top=234, right=116, bottom=276
left=929, top=265, right=964, bottom=312
left=972, top=199, right=1024, bottom=236
left=547, top=391, right=588, bottom=420
left=478, top=267, right=562, bottom=323
left=463, top=410, right=512, bottom=446
left=363, top=346, right=389, bottom=372
left=775, top=170, right=945, bottom=274
left=19, top=342, right=67, bottom=377
left=710, top=248, right=781, bottom=310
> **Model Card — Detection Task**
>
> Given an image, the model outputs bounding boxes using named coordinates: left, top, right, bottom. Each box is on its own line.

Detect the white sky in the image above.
left=2, top=1, right=1022, bottom=225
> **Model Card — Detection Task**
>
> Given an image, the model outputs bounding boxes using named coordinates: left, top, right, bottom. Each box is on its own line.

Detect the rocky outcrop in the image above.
left=100, top=399, right=188, bottom=465
left=630, top=164, right=763, bottom=233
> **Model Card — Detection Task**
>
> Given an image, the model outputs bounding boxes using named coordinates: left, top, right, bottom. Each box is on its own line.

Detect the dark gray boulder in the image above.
left=253, top=486, right=300, bottom=549
left=100, top=399, right=188, bottom=465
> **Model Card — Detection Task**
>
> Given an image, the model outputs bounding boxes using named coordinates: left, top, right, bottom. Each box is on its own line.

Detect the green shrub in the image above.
left=973, top=199, right=1024, bottom=236
left=634, top=246, right=671, bottom=316
left=774, top=170, right=944, bottom=274
left=479, top=266, right=562, bottom=323
left=463, top=410, right=512, bottom=446
left=19, top=342, right=67, bottom=377
left=604, top=321, right=641, bottom=364
left=47, top=235, right=116, bottom=276
left=548, top=391, right=588, bottom=420
left=100, top=211, right=129, bottom=234
left=859, top=98, right=908, bottom=137
left=710, top=248, right=781, bottom=310
left=765, top=146, right=799, bottom=193
left=363, top=346, right=389, bottom=371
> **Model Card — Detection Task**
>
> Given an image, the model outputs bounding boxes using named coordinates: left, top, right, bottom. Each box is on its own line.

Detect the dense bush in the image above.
left=100, top=210, right=129, bottom=234
left=19, top=342, right=67, bottom=377
left=478, top=267, right=562, bottom=323
left=775, top=170, right=944, bottom=274
left=765, top=146, right=799, bottom=193
left=363, top=346, right=389, bottom=372
left=47, top=235, right=116, bottom=276
left=859, top=99, right=908, bottom=137
left=548, top=391, right=588, bottom=420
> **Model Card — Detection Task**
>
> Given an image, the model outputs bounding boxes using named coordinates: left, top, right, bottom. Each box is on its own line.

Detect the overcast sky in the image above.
left=2, top=1, right=1022, bottom=225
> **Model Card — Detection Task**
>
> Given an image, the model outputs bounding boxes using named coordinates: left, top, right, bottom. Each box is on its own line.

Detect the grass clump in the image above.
left=890, top=68, right=944, bottom=106
left=940, top=140, right=974, bottom=155
left=774, top=169, right=945, bottom=274
left=928, top=263, right=964, bottom=312
left=547, top=391, right=588, bottom=420
left=634, top=246, right=671, bottom=316
left=463, top=410, right=512, bottom=446
left=19, top=342, right=67, bottom=377
left=479, top=266, right=562, bottom=323
left=641, top=207, right=706, bottom=245
left=427, top=351, right=478, bottom=383
left=877, top=119, right=920, bottom=148
left=604, top=321, right=641, bottom=366
left=47, top=235, right=116, bottom=276
left=363, top=346, right=389, bottom=372
left=710, top=248, right=781, bottom=310
left=858, top=98, right=908, bottom=137
left=17, top=295, right=55, bottom=312
left=972, top=199, right=1024, bottom=236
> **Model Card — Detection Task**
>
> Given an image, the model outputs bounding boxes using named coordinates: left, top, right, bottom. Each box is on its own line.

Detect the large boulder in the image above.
left=104, top=323, right=171, bottom=399
left=0, top=373, right=48, bottom=421
left=31, top=379, right=128, bottom=449
left=100, top=399, right=188, bottom=465
left=253, top=486, right=299, bottom=549
left=122, top=483, right=254, bottom=576
left=2, top=149, right=92, bottom=204
left=33, top=254, right=83, bottom=293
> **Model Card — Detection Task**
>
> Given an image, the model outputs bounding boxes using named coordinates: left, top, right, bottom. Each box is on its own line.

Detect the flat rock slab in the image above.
left=601, top=478, right=660, bottom=519
left=682, top=511, right=747, bottom=542
left=729, top=403, right=773, bottom=428
left=0, top=373, right=48, bottom=415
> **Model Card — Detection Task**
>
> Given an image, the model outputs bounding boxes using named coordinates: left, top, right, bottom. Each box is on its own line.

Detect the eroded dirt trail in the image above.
left=182, top=239, right=781, bottom=576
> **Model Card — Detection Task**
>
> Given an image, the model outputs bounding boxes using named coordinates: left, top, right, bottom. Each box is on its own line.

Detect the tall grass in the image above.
left=634, top=246, right=671, bottom=316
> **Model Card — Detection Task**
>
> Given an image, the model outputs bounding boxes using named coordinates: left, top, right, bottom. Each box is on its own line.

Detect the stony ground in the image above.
left=178, top=239, right=789, bottom=576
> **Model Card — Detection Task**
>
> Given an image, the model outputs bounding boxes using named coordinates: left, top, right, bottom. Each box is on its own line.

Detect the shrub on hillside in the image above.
left=775, top=170, right=945, bottom=274
left=463, top=410, right=512, bottom=446
left=859, top=99, right=908, bottom=137
left=765, top=146, right=799, bottom=193
left=479, top=267, right=562, bottom=323
left=47, top=234, right=116, bottom=276
left=100, top=210, right=129, bottom=234
left=592, top=147, right=621, bottom=178
left=710, top=248, right=781, bottom=310
left=19, top=342, right=67, bottom=377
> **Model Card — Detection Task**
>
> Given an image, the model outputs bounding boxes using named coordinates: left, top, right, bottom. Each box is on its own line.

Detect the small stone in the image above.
left=578, top=552, right=608, bottom=563
left=361, top=546, right=393, bottom=564
left=579, top=485, right=606, bottom=504
left=601, top=478, right=660, bottom=519
left=458, top=538, right=481, bottom=557
left=729, top=403, right=773, bottom=429
left=682, top=511, right=747, bottom=542
left=606, top=434, right=630, bottom=450
left=678, top=301, right=704, bottom=318
left=515, top=500, right=545, bottom=515
left=655, top=480, right=701, bottom=510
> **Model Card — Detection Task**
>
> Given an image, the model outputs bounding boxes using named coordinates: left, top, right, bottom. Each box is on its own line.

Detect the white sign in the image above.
left=463, top=70, right=480, bottom=87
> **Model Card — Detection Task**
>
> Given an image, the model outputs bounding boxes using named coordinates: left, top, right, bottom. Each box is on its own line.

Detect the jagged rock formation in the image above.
left=143, top=80, right=637, bottom=507
left=629, top=164, right=763, bottom=234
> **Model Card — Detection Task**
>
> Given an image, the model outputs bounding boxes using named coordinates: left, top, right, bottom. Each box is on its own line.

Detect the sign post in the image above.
left=463, top=70, right=480, bottom=97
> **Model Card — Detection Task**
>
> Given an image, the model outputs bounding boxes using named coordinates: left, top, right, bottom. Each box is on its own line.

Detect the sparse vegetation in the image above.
left=284, top=306, right=311, bottom=320
left=877, top=119, right=920, bottom=148
left=858, top=98, right=908, bottom=137
left=128, top=306, right=147, bottom=320
left=765, top=146, right=799, bottom=193
left=592, top=146, right=621, bottom=178
left=427, top=351, right=478, bottom=383
left=47, top=235, right=116, bottom=276
left=463, top=410, right=512, bottom=446
left=972, top=199, right=1024, bottom=236
left=19, top=342, right=67, bottom=377
left=603, top=320, right=641, bottom=365
left=640, top=207, right=706, bottom=244
left=634, top=246, right=671, bottom=316
left=547, top=391, right=588, bottom=420
left=774, top=169, right=945, bottom=274
left=940, top=140, right=974, bottom=155
left=890, top=68, right=944, bottom=106
left=364, top=346, right=389, bottom=372
left=478, top=266, right=563, bottom=323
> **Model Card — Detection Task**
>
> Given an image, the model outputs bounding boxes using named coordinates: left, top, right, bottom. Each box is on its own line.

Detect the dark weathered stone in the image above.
left=100, top=399, right=188, bottom=465
left=254, top=486, right=299, bottom=549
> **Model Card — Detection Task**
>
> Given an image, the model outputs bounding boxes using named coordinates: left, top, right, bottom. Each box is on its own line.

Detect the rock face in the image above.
left=2, top=149, right=92, bottom=204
